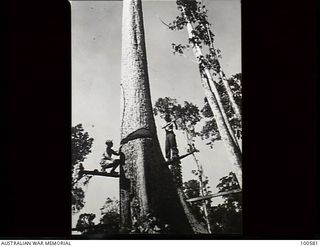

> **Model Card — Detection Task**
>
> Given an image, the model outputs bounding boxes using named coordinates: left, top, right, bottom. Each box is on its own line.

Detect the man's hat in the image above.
left=165, top=114, right=171, bottom=122
left=105, top=139, right=113, bottom=145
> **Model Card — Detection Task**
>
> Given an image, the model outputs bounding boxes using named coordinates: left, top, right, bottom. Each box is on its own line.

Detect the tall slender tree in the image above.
left=120, top=0, right=207, bottom=233
left=168, top=0, right=242, bottom=188
left=204, top=22, right=242, bottom=120
left=201, top=73, right=242, bottom=149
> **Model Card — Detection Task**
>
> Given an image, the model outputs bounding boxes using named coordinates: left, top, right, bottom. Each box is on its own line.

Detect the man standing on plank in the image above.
left=162, top=114, right=179, bottom=162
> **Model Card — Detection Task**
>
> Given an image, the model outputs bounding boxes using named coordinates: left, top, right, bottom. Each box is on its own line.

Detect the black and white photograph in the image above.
left=2, top=0, right=318, bottom=241
left=71, top=0, right=242, bottom=236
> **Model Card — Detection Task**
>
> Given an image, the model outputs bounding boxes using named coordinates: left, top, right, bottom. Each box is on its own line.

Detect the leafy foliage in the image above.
left=99, top=197, right=120, bottom=234
left=201, top=123, right=220, bottom=148
left=227, top=73, right=242, bottom=109
left=183, top=179, right=205, bottom=223
left=200, top=73, right=242, bottom=148
left=190, top=169, right=211, bottom=196
left=72, top=124, right=94, bottom=168
left=183, top=174, right=212, bottom=225
left=183, top=172, right=242, bottom=234
left=130, top=213, right=171, bottom=234
left=76, top=213, right=96, bottom=234
left=172, top=43, right=189, bottom=54
left=167, top=0, right=220, bottom=73
left=75, top=197, right=120, bottom=235
left=208, top=172, right=242, bottom=234
left=72, top=124, right=94, bottom=214
left=72, top=187, right=85, bottom=213
left=154, top=97, right=201, bottom=133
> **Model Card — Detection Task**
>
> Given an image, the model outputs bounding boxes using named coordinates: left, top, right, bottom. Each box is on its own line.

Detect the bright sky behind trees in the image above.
left=71, top=0, right=240, bottom=227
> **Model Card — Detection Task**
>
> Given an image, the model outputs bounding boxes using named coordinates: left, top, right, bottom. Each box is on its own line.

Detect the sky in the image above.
left=71, top=0, right=241, bottom=227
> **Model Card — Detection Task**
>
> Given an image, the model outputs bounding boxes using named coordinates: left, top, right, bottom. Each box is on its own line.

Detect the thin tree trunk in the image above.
left=200, top=73, right=242, bottom=188
left=184, top=131, right=211, bottom=233
left=183, top=17, right=240, bottom=150
left=202, top=75, right=241, bottom=149
left=220, top=71, right=241, bottom=119
left=182, top=11, right=242, bottom=188
left=120, top=0, right=207, bottom=233
left=205, top=24, right=242, bottom=120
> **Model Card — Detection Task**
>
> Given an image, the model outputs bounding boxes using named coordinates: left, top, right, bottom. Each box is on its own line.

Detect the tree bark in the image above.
left=120, top=0, right=207, bottom=233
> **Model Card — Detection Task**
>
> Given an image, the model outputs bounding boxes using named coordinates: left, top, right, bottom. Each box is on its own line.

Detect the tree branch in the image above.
left=80, top=170, right=120, bottom=178
left=165, top=149, right=199, bottom=165
left=186, top=189, right=241, bottom=203
left=158, top=16, right=171, bottom=28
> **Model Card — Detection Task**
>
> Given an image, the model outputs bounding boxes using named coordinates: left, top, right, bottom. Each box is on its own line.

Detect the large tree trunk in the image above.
left=182, top=12, right=242, bottom=188
left=119, top=0, right=207, bottom=233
